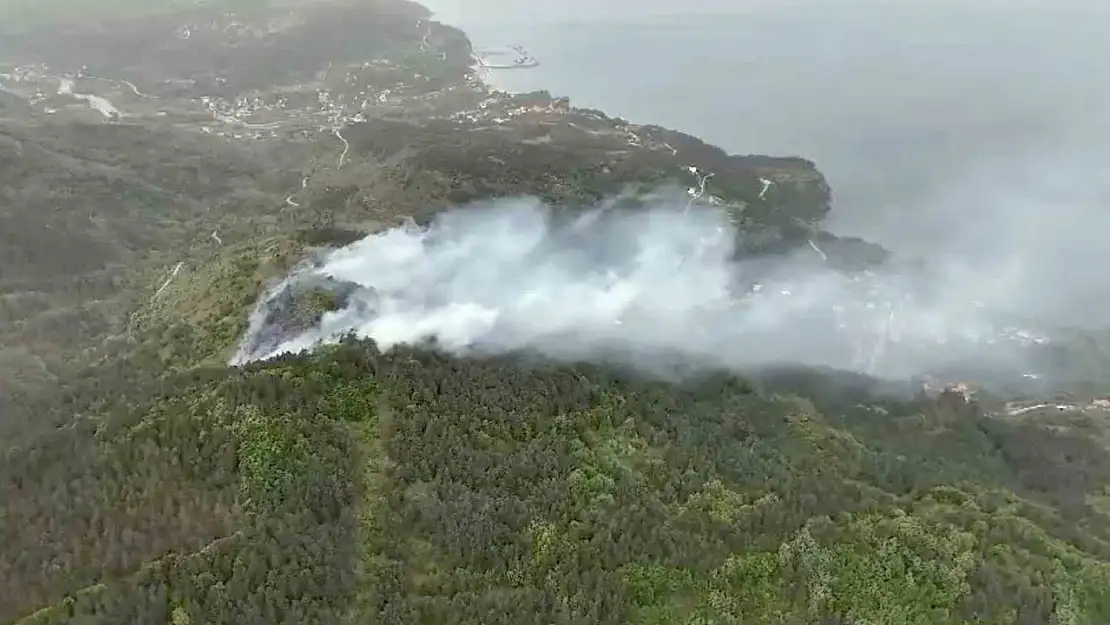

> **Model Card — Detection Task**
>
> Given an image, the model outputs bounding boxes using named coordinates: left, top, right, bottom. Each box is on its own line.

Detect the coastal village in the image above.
left=5, top=3, right=1110, bottom=623
left=0, top=0, right=1100, bottom=411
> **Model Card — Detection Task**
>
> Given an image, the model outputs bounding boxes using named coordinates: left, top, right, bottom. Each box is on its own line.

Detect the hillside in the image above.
left=2, top=1, right=1110, bottom=624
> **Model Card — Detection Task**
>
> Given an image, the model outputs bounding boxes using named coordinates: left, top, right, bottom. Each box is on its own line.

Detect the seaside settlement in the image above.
left=5, top=2, right=1110, bottom=624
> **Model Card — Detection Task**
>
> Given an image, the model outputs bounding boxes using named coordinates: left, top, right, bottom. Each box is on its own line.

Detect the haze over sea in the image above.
left=418, top=1, right=1110, bottom=328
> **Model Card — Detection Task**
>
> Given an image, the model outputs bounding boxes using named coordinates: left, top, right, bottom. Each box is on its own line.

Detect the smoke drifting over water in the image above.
left=422, top=1, right=1110, bottom=336
left=232, top=191, right=1058, bottom=384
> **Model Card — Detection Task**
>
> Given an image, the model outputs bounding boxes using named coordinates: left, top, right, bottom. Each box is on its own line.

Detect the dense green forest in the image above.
left=5, top=340, right=1110, bottom=623
left=3, top=0, right=1110, bottom=623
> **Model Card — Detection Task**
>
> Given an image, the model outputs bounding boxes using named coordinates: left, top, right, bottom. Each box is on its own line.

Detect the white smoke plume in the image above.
left=231, top=189, right=1059, bottom=385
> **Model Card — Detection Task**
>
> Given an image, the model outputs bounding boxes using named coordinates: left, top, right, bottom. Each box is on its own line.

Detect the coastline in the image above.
left=418, top=2, right=536, bottom=94
left=5, top=5, right=1110, bottom=625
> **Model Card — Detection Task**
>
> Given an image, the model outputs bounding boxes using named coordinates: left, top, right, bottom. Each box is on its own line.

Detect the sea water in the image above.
left=425, top=3, right=1110, bottom=326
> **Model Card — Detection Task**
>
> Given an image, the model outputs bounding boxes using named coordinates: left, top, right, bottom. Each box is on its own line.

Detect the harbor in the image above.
left=475, top=44, right=539, bottom=70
